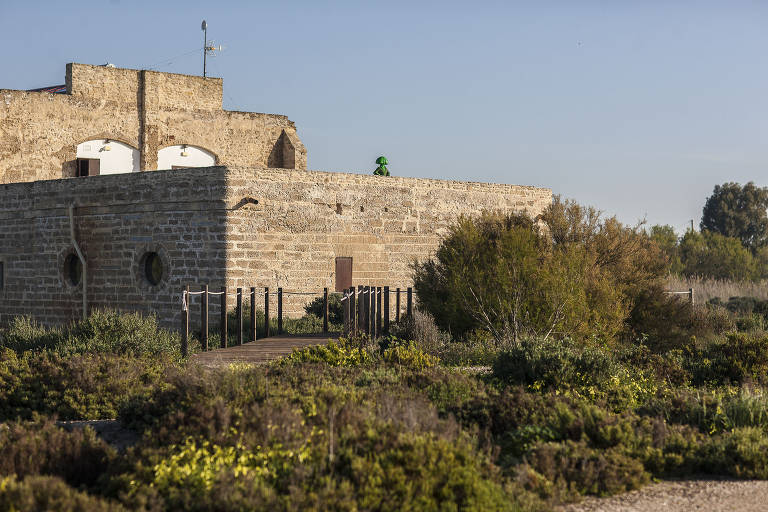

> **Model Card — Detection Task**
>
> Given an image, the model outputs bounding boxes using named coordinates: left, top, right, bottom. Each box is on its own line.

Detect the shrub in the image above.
left=389, top=310, right=451, bottom=354
left=1, top=310, right=184, bottom=358
left=704, top=427, right=768, bottom=478
left=640, top=387, right=768, bottom=435
left=490, top=338, right=657, bottom=411
left=0, top=349, right=174, bottom=421
left=0, top=475, right=126, bottom=512
left=304, top=293, right=344, bottom=325
left=0, top=419, right=115, bottom=488
left=381, top=339, right=439, bottom=370
left=687, top=331, right=768, bottom=385
left=627, top=290, right=733, bottom=351
left=279, top=339, right=373, bottom=367
left=414, top=198, right=666, bottom=343
left=679, top=230, right=759, bottom=280
left=524, top=441, right=648, bottom=498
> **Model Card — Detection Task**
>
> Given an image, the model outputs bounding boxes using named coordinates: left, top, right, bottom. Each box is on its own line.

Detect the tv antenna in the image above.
left=201, top=20, right=224, bottom=77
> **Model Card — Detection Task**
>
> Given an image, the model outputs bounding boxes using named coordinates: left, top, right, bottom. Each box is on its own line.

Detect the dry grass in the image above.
left=666, top=275, right=768, bottom=303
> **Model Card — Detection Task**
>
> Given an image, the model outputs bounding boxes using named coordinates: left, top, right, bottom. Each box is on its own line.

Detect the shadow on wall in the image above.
left=268, top=130, right=296, bottom=169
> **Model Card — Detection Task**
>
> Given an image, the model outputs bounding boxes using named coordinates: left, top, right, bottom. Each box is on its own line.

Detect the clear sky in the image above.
left=3, top=1, right=767, bottom=233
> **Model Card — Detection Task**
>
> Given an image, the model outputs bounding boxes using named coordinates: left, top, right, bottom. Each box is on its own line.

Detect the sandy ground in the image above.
left=559, top=479, right=768, bottom=512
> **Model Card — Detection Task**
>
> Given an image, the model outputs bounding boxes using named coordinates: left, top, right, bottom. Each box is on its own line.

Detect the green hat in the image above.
left=375, top=156, right=388, bottom=165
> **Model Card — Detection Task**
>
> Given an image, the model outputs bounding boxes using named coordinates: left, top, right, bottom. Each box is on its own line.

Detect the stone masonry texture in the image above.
left=0, top=63, right=306, bottom=183
left=0, top=166, right=551, bottom=330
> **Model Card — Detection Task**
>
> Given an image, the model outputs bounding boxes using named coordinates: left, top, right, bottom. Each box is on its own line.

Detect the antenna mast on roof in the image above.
left=201, top=20, right=224, bottom=78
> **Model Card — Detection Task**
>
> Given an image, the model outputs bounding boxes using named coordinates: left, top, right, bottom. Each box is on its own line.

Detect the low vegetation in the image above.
left=4, top=192, right=768, bottom=509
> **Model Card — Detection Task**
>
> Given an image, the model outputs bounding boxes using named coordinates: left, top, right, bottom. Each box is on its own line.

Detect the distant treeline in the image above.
left=652, top=181, right=768, bottom=281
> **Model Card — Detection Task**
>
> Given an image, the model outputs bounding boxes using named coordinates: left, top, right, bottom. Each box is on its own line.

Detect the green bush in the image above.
left=640, top=387, right=768, bottom=435
left=381, top=339, right=439, bottom=370
left=491, top=338, right=657, bottom=411
left=688, top=331, right=768, bottom=385
left=679, top=230, right=759, bottom=280
left=280, top=339, right=373, bottom=367
left=1, top=310, right=184, bottom=358
left=304, top=293, right=344, bottom=325
left=0, top=419, right=115, bottom=488
left=0, top=475, right=126, bottom=512
left=414, top=198, right=666, bottom=343
left=0, top=349, right=174, bottom=421
left=524, top=441, right=648, bottom=498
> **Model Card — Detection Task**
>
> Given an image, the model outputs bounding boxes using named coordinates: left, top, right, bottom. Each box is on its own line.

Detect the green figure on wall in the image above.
left=373, top=156, right=390, bottom=176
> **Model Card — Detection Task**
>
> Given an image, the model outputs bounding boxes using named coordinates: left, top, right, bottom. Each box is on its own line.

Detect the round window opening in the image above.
left=64, top=254, right=82, bottom=286
left=143, top=252, right=164, bottom=286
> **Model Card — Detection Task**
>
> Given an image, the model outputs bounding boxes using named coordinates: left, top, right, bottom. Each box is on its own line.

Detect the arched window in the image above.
left=157, top=145, right=216, bottom=170
left=76, top=139, right=139, bottom=175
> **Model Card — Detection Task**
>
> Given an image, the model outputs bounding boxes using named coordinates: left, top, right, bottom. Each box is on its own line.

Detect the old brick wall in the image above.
left=0, top=63, right=306, bottom=184
left=0, top=166, right=551, bottom=329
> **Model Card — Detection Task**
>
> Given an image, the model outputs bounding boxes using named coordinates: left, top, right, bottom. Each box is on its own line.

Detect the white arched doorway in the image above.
left=157, top=145, right=216, bottom=170
left=76, top=139, right=139, bottom=175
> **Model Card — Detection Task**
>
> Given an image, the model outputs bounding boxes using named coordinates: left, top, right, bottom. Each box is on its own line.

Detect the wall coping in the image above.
left=0, top=166, right=551, bottom=197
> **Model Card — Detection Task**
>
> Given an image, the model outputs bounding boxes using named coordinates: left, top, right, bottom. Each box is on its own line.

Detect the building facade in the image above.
left=1, top=63, right=305, bottom=183
left=0, top=65, right=551, bottom=329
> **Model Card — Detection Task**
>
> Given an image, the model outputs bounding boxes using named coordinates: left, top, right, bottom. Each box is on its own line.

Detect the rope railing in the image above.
left=179, top=283, right=414, bottom=358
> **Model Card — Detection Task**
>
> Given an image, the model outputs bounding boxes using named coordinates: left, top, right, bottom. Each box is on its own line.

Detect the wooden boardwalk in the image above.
left=191, top=333, right=337, bottom=367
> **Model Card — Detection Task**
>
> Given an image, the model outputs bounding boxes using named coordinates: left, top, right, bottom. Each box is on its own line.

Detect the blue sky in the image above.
left=3, top=1, right=767, bottom=233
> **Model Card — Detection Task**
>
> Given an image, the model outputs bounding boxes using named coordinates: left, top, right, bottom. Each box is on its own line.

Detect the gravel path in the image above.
left=559, top=479, right=768, bottom=512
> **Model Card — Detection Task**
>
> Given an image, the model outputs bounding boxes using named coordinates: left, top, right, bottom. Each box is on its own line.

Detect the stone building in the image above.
left=1, top=63, right=305, bottom=183
left=0, top=64, right=551, bottom=329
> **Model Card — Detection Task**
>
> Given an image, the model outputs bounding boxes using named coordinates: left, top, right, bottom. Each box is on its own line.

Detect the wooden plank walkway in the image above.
left=191, top=333, right=338, bottom=367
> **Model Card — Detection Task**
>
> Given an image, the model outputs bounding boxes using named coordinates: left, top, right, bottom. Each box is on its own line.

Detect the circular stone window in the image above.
left=143, top=252, right=164, bottom=286
left=64, top=254, right=82, bottom=286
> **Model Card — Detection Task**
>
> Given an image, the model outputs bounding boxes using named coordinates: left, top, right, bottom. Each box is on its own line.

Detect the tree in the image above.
left=649, top=224, right=682, bottom=274
left=678, top=230, right=757, bottom=281
left=700, top=182, right=768, bottom=251
left=413, top=197, right=667, bottom=343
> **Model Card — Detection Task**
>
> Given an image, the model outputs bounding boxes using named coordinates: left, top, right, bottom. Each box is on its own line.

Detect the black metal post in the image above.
left=396, top=287, right=401, bottom=323
left=182, top=284, right=189, bottom=357
left=350, top=286, right=357, bottom=336
left=376, top=286, right=382, bottom=337
left=370, top=285, right=376, bottom=336
left=364, top=286, right=370, bottom=336
left=383, top=286, right=390, bottom=334
left=237, top=287, right=243, bottom=345
left=250, top=287, right=257, bottom=342
left=278, top=287, right=283, bottom=334
left=264, top=287, right=270, bottom=338
left=201, top=284, right=209, bottom=351
left=407, top=287, right=413, bottom=317
left=220, top=286, right=227, bottom=348
left=357, top=285, right=364, bottom=337
left=323, top=287, right=329, bottom=334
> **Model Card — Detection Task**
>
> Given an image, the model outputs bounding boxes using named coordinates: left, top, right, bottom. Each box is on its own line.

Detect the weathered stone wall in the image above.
left=0, top=169, right=229, bottom=327
left=223, top=168, right=552, bottom=316
left=0, top=63, right=306, bottom=184
left=0, top=167, right=551, bottom=328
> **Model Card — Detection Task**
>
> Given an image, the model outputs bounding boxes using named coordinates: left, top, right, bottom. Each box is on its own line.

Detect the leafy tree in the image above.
left=700, top=182, right=768, bottom=251
left=678, top=230, right=757, bottom=281
left=413, top=197, right=666, bottom=343
left=650, top=224, right=682, bottom=274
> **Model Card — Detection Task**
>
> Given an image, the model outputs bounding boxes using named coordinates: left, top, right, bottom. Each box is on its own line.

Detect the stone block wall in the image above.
left=0, top=63, right=306, bottom=184
left=0, top=167, right=551, bottom=329
left=0, top=170, right=229, bottom=327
